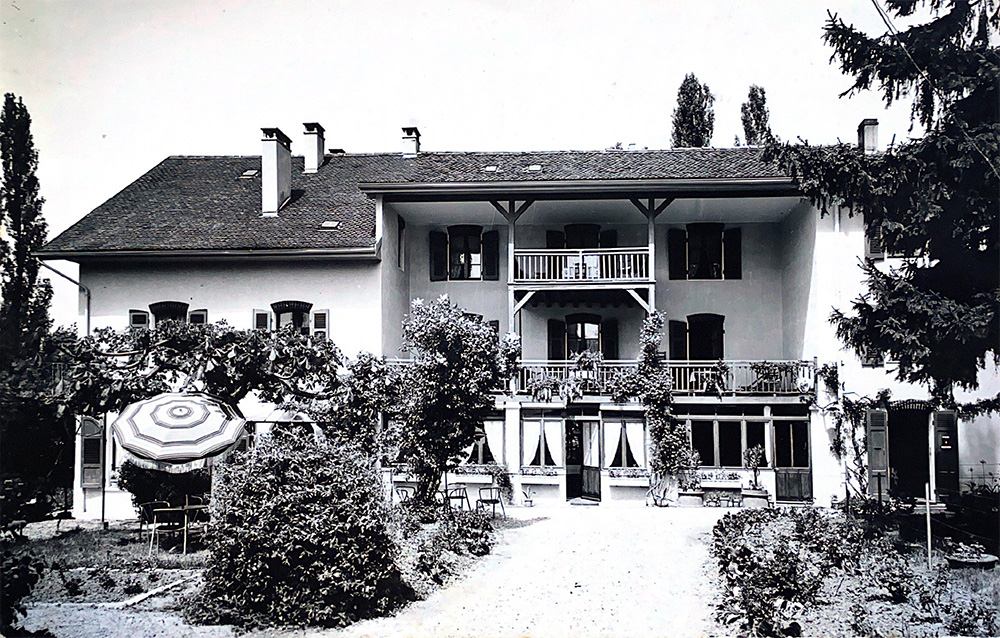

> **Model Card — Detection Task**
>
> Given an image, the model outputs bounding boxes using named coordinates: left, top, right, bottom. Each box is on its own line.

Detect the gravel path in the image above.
left=274, top=503, right=726, bottom=638
left=23, top=504, right=726, bottom=638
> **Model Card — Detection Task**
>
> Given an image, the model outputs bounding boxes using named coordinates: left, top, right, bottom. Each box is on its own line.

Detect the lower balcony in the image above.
left=516, top=359, right=815, bottom=397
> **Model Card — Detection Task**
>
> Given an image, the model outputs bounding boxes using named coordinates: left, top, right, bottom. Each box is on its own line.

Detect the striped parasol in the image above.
left=112, top=392, right=246, bottom=472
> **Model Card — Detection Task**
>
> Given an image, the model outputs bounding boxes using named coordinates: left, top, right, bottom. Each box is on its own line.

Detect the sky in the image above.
left=1, top=0, right=921, bottom=327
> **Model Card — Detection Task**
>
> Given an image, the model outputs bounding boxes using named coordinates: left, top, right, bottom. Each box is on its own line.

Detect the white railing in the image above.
left=513, top=248, right=650, bottom=283
left=515, top=359, right=814, bottom=396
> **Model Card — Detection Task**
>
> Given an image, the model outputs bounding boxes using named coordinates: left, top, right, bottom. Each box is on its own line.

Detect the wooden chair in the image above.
left=476, top=487, right=506, bottom=519
left=138, top=500, right=170, bottom=536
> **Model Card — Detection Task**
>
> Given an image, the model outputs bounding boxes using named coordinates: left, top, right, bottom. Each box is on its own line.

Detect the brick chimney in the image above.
left=261, top=127, right=292, bottom=216
left=303, top=122, right=325, bottom=173
left=402, top=126, right=420, bottom=158
left=857, top=118, right=878, bottom=154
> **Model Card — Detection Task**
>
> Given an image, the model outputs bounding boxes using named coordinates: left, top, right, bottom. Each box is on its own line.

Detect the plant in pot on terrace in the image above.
left=525, top=373, right=558, bottom=402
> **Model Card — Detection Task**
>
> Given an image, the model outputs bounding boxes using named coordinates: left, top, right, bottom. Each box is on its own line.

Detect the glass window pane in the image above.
left=691, top=421, right=714, bottom=466
left=774, top=422, right=793, bottom=467
left=718, top=421, right=742, bottom=467
left=746, top=421, right=766, bottom=464
left=792, top=421, right=809, bottom=468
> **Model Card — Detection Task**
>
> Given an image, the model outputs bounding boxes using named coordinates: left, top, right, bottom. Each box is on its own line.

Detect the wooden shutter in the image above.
left=667, top=229, right=687, bottom=280
left=311, top=309, right=329, bottom=341
left=866, top=408, right=889, bottom=498
left=565, top=224, right=600, bottom=248
left=546, top=230, right=566, bottom=249
left=429, top=230, right=448, bottom=281
left=129, top=310, right=149, bottom=329
left=866, top=223, right=885, bottom=260
left=668, top=320, right=688, bottom=360
left=599, top=229, right=618, bottom=248
left=600, top=318, right=619, bottom=359
left=547, top=319, right=566, bottom=360
left=933, top=410, right=959, bottom=497
left=252, top=309, right=271, bottom=331
left=482, top=229, right=500, bottom=280
left=710, top=315, right=725, bottom=359
left=723, top=228, right=742, bottom=279
left=80, top=417, right=103, bottom=488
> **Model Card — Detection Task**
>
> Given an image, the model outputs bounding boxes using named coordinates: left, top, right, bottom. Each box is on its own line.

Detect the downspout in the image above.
left=35, top=260, right=102, bottom=523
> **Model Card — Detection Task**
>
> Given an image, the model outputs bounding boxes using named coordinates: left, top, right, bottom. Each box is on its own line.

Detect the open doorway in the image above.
left=887, top=407, right=930, bottom=499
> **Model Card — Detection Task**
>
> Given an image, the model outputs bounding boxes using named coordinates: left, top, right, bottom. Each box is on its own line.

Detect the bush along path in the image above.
left=711, top=508, right=999, bottom=637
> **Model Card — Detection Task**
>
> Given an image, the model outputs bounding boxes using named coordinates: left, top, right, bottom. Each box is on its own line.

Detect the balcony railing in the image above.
left=516, top=359, right=815, bottom=396
left=513, top=248, right=651, bottom=284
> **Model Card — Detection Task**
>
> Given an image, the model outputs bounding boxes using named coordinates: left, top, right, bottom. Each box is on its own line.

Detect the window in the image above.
left=548, top=315, right=619, bottom=359
left=397, top=214, right=406, bottom=270
left=607, top=418, right=646, bottom=468
left=129, top=309, right=150, bottom=329
left=667, top=224, right=742, bottom=280
left=311, top=310, right=328, bottom=341
left=774, top=420, right=809, bottom=468
left=466, top=422, right=503, bottom=464
left=691, top=421, right=714, bottom=466
left=429, top=226, right=499, bottom=281
left=252, top=309, right=271, bottom=331
left=686, top=313, right=725, bottom=360
left=188, top=309, right=208, bottom=325
left=149, top=301, right=189, bottom=325
left=522, top=416, right=560, bottom=467
left=718, top=421, right=742, bottom=467
left=271, top=300, right=313, bottom=335
left=566, top=313, right=601, bottom=354
left=80, top=417, right=104, bottom=488
left=688, top=415, right=771, bottom=468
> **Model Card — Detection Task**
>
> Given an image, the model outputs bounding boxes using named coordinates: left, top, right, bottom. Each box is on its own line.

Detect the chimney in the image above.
left=857, top=118, right=878, bottom=154
left=303, top=122, right=325, bottom=173
left=402, top=126, right=420, bottom=157
left=261, top=127, right=292, bottom=216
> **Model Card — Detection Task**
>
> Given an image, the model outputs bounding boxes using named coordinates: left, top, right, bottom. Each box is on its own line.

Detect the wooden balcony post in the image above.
left=647, top=199, right=656, bottom=313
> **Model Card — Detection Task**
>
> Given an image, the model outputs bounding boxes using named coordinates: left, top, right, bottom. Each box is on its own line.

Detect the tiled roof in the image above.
left=40, top=147, right=789, bottom=256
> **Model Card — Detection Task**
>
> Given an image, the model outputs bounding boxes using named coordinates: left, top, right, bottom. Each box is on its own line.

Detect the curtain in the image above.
left=484, top=421, right=504, bottom=464
left=544, top=420, right=563, bottom=467
left=625, top=421, right=646, bottom=468
left=603, top=422, right=621, bottom=468
left=461, top=440, right=476, bottom=464
left=522, top=420, right=541, bottom=466
left=583, top=422, right=600, bottom=466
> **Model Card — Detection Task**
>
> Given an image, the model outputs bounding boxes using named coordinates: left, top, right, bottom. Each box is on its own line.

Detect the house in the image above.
left=38, top=121, right=999, bottom=519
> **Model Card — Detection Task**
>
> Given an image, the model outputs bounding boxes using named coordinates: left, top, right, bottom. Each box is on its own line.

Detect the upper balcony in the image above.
left=513, top=247, right=652, bottom=285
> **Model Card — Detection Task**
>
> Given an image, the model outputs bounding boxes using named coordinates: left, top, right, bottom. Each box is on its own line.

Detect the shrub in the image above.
left=438, top=509, right=494, bottom=557
left=116, top=460, right=211, bottom=508
left=190, top=428, right=409, bottom=629
left=1, top=550, right=43, bottom=631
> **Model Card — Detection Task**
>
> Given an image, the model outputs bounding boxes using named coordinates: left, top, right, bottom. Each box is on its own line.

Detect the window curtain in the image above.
left=625, top=421, right=646, bottom=467
left=462, top=440, right=476, bottom=463
left=522, top=420, right=541, bottom=466
left=543, top=421, right=563, bottom=467
left=603, top=422, right=622, bottom=468
left=484, top=421, right=504, bottom=464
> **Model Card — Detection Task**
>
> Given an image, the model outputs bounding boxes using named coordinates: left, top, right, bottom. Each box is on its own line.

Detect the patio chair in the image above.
left=148, top=506, right=185, bottom=555
left=446, top=486, right=472, bottom=511
left=183, top=505, right=210, bottom=552
left=137, top=500, right=170, bottom=536
left=395, top=486, right=413, bottom=503
left=476, top=487, right=506, bottom=519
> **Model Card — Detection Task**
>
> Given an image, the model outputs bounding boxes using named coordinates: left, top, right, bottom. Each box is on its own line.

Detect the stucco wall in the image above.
left=520, top=304, right=646, bottom=360
left=80, top=259, right=383, bottom=356
left=382, top=204, right=411, bottom=357
left=655, top=222, right=785, bottom=360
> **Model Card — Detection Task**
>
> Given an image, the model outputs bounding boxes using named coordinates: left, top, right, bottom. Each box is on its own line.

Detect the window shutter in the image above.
left=547, top=319, right=566, bottom=360
left=668, top=320, right=688, bottom=359
left=80, top=417, right=103, bottom=488
left=188, top=309, right=208, bottom=325
left=710, top=315, right=725, bottom=359
left=311, top=309, right=330, bottom=341
left=866, top=223, right=885, bottom=260
left=129, top=310, right=149, bottom=329
left=482, top=229, right=500, bottom=280
left=252, top=309, right=271, bottom=331
left=546, top=230, right=566, bottom=249
left=723, top=227, right=742, bottom=279
left=565, top=224, right=600, bottom=249
left=599, top=229, right=618, bottom=249
left=487, top=320, right=500, bottom=335
left=866, top=408, right=889, bottom=497
left=429, top=230, right=448, bottom=281
left=600, top=318, right=619, bottom=360
left=667, top=229, right=687, bottom=280
left=933, top=410, right=959, bottom=497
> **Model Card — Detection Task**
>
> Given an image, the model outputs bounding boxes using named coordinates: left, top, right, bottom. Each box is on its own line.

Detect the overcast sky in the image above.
left=1, top=0, right=920, bottom=326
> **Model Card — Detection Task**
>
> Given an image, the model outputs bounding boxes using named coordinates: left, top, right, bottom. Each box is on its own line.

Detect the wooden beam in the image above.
left=514, top=200, right=535, bottom=218
left=625, top=288, right=650, bottom=313
left=629, top=198, right=650, bottom=216
left=489, top=200, right=509, bottom=219
left=513, top=290, right=536, bottom=315
left=653, top=197, right=675, bottom=216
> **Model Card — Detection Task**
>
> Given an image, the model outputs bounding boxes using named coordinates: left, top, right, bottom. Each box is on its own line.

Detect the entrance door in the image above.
left=774, top=420, right=812, bottom=501
left=581, top=421, right=601, bottom=500
left=565, top=421, right=582, bottom=500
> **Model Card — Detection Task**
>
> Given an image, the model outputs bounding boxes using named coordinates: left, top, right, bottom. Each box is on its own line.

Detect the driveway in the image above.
left=281, top=503, right=726, bottom=638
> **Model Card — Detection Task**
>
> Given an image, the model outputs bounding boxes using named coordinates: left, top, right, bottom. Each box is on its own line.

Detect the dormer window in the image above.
left=149, top=301, right=189, bottom=324
left=255, top=302, right=329, bottom=340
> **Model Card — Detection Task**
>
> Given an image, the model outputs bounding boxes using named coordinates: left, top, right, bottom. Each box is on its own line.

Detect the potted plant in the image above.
left=526, top=373, right=559, bottom=402
left=945, top=541, right=999, bottom=570
left=677, top=448, right=704, bottom=507
left=742, top=445, right=769, bottom=508
left=571, top=350, right=603, bottom=377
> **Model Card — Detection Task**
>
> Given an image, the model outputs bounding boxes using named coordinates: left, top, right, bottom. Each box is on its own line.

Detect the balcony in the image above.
left=513, top=248, right=651, bottom=285
left=516, top=359, right=815, bottom=397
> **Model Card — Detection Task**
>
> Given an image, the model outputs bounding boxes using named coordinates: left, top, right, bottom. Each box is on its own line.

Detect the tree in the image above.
left=764, top=2, right=999, bottom=407
left=740, top=85, right=772, bottom=145
left=671, top=73, right=715, bottom=147
left=394, top=297, right=512, bottom=504
left=0, top=93, right=51, bottom=370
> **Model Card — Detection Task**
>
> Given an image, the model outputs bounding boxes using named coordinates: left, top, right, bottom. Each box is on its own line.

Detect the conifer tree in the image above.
left=671, top=73, right=715, bottom=147
left=740, top=85, right=772, bottom=145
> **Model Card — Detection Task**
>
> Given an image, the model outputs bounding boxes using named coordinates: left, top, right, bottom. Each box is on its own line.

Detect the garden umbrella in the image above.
left=112, top=391, right=246, bottom=473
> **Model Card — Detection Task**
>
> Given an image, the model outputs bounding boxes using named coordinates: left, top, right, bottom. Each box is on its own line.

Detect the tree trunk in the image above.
left=412, top=466, right=440, bottom=506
